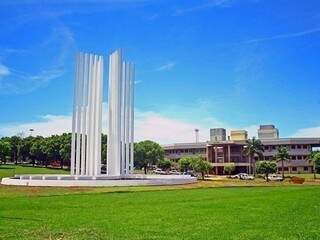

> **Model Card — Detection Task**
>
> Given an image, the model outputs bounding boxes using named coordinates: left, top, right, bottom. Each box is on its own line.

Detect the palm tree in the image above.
left=308, top=151, right=320, bottom=179
left=244, top=137, right=264, bottom=176
left=275, top=146, right=290, bottom=179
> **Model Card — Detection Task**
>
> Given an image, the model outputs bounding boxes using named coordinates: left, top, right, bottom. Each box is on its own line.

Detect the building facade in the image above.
left=258, top=125, right=279, bottom=139
left=163, top=126, right=320, bottom=175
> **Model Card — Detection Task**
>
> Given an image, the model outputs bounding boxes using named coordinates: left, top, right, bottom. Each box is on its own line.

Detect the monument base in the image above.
left=1, top=174, right=197, bottom=187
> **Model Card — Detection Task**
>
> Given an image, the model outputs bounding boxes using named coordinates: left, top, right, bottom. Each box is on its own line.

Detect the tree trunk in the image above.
left=248, top=155, right=251, bottom=175
left=144, top=166, right=147, bottom=174
left=314, top=162, right=316, bottom=179
left=266, top=173, right=269, bottom=182
left=61, top=159, right=63, bottom=169
left=281, top=160, right=284, bottom=179
left=202, top=172, right=205, bottom=180
left=252, top=155, right=256, bottom=176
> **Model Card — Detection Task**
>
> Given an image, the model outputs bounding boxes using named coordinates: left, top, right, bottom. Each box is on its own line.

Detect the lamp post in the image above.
left=29, top=129, right=34, bottom=137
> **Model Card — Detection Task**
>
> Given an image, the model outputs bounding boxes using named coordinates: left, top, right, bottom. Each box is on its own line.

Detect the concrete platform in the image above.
left=1, top=174, right=197, bottom=187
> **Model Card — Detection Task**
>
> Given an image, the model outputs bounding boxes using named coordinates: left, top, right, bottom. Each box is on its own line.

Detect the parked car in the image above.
left=183, top=170, right=197, bottom=177
left=153, top=168, right=167, bottom=175
left=241, top=174, right=254, bottom=180
left=267, top=174, right=284, bottom=181
left=169, top=170, right=180, bottom=175
left=231, top=173, right=254, bottom=180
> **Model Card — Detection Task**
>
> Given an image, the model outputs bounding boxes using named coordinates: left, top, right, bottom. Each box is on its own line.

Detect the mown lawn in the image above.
left=1, top=166, right=320, bottom=239
left=0, top=185, right=320, bottom=240
left=0, top=164, right=68, bottom=179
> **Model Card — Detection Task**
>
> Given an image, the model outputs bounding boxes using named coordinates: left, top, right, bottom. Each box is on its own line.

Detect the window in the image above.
left=284, top=167, right=288, bottom=171
left=291, top=145, right=296, bottom=149
left=303, top=145, right=308, bottom=149
left=297, top=156, right=302, bottom=160
left=304, top=167, right=309, bottom=171
left=292, top=167, right=297, bottom=171
left=291, top=156, right=296, bottom=160
left=297, top=145, right=301, bottom=149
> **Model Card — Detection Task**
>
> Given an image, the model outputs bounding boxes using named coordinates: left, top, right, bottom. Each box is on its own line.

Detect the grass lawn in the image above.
left=1, top=185, right=320, bottom=240
left=0, top=164, right=69, bottom=179
left=1, top=166, right=320, bottom=240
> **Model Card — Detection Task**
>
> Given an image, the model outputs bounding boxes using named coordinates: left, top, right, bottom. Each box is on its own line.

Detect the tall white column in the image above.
left=129, top=63, right=135, bottom=174
left=71, top=52, right=103, bottom=177
left=107, top=50, right=122, bottom=176
left=107, top=49, right=135, bottom=176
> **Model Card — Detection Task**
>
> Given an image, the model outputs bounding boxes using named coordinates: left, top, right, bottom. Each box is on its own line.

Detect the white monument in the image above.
left=70, top=52, right=104, bottom=176
left=107, top=50, right=134, bottom=176
left=70, top=49, right=134, bottom=177
left=1, top=49, right=196, bottom=186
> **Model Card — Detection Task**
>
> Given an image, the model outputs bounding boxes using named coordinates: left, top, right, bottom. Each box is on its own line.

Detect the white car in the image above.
left=267, top=174, right=284, bottom=181
left=153, top=168, right=167, bottom=175
left=169, top=170, right=180, bottom=175
left=231, top=173, right=254, bottom=180
left=241, top=174, right=254, bottom=180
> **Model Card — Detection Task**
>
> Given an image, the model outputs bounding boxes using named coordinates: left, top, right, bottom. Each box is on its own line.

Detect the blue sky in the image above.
left=0, top=0, right=319, bottom=143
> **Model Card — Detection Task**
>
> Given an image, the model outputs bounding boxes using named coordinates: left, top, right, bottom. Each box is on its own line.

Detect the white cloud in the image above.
left=155, top=62, right=176, bottom=71
left=291, top=126, right=320, bottom=138
left=0, top=115, right=72, bottom=137
left=0, top=64, right=10, bottom=77
left=0, top=107, right=261, bottom=144
left=174, top=0, right=232, bottom=15
left=241, top=27, right=320, bottom=44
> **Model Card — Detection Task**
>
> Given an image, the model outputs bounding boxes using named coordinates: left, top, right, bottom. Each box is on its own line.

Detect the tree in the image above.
left=134, top=140, right=164, bottom=174
left=224, top=163, right=235, bottom=176
left=275, top=146, right=290, bottom=179
left=30, top=137, right=46, bottom=166
left=244, top=137, right=264, bottom=176
left=0, top=139, right=11, bottom=164
left=45, top=135, right=62, bottom=167
left=101, top=134, right=108, bottom=166
left=191, top=156, right=212, bottom=180
left=59, top=133, right=71, bottom=169
left=158, top=158, right=172, bottom=171
left=256, top=161, right=277, bottom=182
left=178, top=156, right=194, bottom=172
left=309, top=151, right=320, bottom=179
left=9, top=136, right=22, bottom=164
left=18, top=136, right=34, bottom=163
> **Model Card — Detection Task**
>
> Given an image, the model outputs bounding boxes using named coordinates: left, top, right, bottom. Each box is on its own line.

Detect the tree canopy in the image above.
left=134, top=140, right=164, bottom=174
left=256, top=161, right=277, bottom=182
left=275, top=146, right=290, bottom=178
left=244, top=137, right=264, bottom=175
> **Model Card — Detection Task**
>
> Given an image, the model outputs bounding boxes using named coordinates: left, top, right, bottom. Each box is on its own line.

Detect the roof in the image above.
left=163, top=138, right=320, bottom=149
left=162, top=142, right=207, bottom=149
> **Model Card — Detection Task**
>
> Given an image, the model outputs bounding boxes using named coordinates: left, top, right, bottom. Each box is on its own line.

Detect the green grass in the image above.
left=0, top=164, right=68, bottom=179
left=1, top=166, right=320, bottom=239
left=1, top=185, right=320, bottom=240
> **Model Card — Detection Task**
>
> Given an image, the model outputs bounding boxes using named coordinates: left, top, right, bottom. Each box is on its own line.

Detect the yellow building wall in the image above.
left=230, top=131, right=248, bottom=141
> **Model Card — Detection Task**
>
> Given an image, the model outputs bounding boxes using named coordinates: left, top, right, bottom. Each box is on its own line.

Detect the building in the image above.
left=210, top=128, right=226, bottom=142
left=258, top=125, right=279, bottom=139
left=163, top=126, right=320, bottom=175
left=230, top=130, right=248, bottom=141
left=163, top=142, right=207, bottom=161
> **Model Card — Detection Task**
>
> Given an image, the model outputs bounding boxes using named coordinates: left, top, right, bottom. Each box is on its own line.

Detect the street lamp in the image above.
left=29, top=129, right=34, bottom=137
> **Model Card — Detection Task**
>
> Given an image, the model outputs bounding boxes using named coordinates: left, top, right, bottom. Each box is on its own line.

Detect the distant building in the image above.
left=210, top=128, right=226, bottom=142
left=258, top=125, right=279, bottom=139
left=163, top=142, right=207, bottom=160
left=230, top=130, right=247, bottom=141
left=163, top=125, right=320, bottom=175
